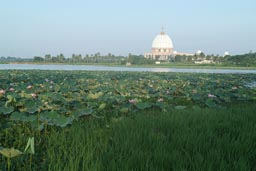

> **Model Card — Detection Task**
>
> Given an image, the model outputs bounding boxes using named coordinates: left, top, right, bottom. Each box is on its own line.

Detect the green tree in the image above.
left=33, top=56, right=44, bottom=62
left=44, top=54, right=51, bottom=62
left=57, top=53, right=65, bottom=62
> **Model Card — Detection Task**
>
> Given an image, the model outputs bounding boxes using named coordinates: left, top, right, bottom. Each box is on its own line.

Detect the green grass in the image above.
left=1, top=103, right=255, bottom=170
left=44, top=118, right=109, bottom=171
left=40, top=103, right=256, bottom=171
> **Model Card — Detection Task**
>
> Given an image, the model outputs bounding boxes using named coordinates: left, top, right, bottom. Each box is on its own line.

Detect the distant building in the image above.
left=194, top=59, right=214, bottom=64
left=224, top=51, right=230, bottom=56
left=174, top=51, right=194, bottom=56
left=144, top=30, right=174, bottom=61
left=196, top=50, right=202, bottom=55
left=144, top=29, right=194, bottom=61
left=126, top=62, right=131, bottom=66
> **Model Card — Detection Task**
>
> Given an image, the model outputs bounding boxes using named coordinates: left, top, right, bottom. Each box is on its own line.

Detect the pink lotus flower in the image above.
left=31, top=93, right=37, bottom=98
left=9, top=88, right=15, bottom=91
left=0, top=89, right=5, bottom=94
left=129, top=99, right=137, bottom=104
left=27, top=85, right=33, bottom=89
left=157, top=98, right=164, bottom=102
left=208, top=94, right=216, bottom=98
left=232, top=86, right=238, bottom=90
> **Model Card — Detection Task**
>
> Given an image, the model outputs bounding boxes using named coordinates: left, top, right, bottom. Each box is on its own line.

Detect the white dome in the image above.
left=152, top=32, right=173, bottom=49
left=196, top=50, right=202, bottom=54
left=224, top=51, right=230, bottom=56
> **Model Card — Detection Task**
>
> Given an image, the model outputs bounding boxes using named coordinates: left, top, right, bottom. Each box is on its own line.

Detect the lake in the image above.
left=1, top=64, right=256, bottom=74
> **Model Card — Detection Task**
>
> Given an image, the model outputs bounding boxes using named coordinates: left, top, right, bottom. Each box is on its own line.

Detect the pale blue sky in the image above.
left=0, top=0, right=255, bottom=58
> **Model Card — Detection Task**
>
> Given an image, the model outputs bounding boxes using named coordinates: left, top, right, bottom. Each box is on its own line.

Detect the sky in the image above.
left=0, top=0, right=256, bottom=58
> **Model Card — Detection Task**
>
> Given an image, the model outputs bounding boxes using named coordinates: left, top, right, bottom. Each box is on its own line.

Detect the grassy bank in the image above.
left=2, top=103, right=255, bottom=171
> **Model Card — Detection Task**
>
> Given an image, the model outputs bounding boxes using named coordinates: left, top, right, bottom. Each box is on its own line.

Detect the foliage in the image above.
left=2, top=51, right=256, bottom=66
left=100, top=104, right=256, bottom=170
left=223, top=52, right=256, bottom=66
left=1, top=103, right=255, bottom=170
left=0, top=70, right=255, bottom=170
left=33, top=56, right=44, bottom=62
left=124, top=54, right=155, bottom=65
left=0, top=137, right=34, bottom=171
left=0, top=70, right=255, bottom=130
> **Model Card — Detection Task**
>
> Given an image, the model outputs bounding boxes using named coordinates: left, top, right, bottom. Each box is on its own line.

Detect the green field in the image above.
left=0, top=70, right=256, bottom=170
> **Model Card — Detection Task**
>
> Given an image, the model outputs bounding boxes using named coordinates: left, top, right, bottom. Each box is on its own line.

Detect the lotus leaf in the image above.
left=87, top=92, right=104, bottom=100
left=10, top=112, right=37, bottom=122
left=25, top=101, right=38, bottom=114
left=73, top=108, right=94, bottom=118
left=0, top=106, right=14, bottom=115
left=40, top=111, right=73, bottom=127
left=0, top=148, right=23, bottom=158
left=135, top=102, right=152, bottom=110
left=0, top=70, right=256, bottom=129
left=99, top=103, right=106, bottom=110
left=205, top=99, right=217, bottom=108
left=174, top=106, right=187, bottom=110
left=120, top=107, right=129, bottom=113
left=52, top=116, right=73, bottom=128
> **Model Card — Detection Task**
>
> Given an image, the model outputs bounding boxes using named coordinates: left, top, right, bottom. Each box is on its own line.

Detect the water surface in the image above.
left=1, top=64, right=256, bottom=74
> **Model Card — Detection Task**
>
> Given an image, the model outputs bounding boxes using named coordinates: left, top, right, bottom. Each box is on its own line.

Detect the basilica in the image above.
left=144, top=30, right=193, bottom=61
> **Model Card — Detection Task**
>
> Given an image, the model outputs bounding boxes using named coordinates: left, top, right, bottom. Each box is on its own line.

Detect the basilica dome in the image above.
left=144, top=30, right=174, bottom=61
left=152, top=32, right=173, bottom=49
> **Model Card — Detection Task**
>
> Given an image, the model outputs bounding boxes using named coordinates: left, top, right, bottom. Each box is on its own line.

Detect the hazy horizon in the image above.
left=1, top=0, right=256, bottom=58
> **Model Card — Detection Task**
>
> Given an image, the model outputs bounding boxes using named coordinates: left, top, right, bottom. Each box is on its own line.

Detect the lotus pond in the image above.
left=0, top=70, right=256, bottom=170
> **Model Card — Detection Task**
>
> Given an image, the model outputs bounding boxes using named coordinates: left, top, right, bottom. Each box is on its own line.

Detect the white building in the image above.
left=224, top=51, right=230, bottom=56
left=144, top=31, right=174, bottom=60
left=144, top=30, right=194, bottom=61
left=174, top=51, right=194, bottom=56
left=196, top=50, right=202, bottom=55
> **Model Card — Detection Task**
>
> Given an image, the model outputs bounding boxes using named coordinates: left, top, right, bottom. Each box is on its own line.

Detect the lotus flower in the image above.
left=232, top=86, right=238, bottom=90
left=208, top=94, right=216, bottom=98
left=31, top=93, right=37, bottom=98
left=27, top=85, right=33, bottom=89
left=129, top=99, right=137, bottom=104
left=0, top=89, right=5, bottom=94
left=9, top=88, right=15, bottom=91
left=157, top=98, right=164, bottom=102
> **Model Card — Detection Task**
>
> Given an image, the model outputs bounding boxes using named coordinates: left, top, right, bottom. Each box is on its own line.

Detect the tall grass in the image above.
left=44, top=103, right=256, bottom=171
left=44, top=118, right=109, bottom=171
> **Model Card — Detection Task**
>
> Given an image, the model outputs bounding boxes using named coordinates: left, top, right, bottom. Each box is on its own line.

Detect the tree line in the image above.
left=174, top=52, right=256, bottom=66
left=1, top=51, right=256, bottom=66
left=32, top=53, right=155, bottom=65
